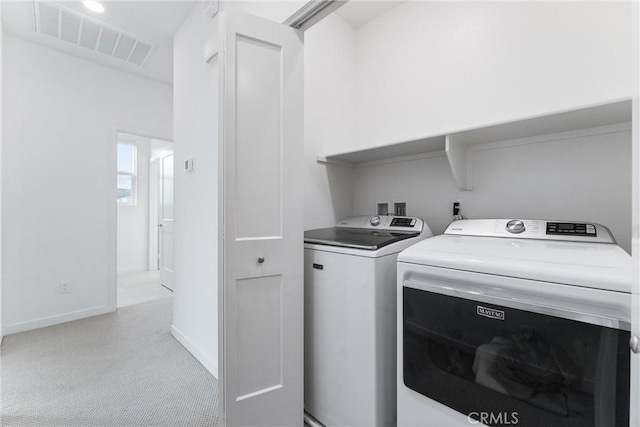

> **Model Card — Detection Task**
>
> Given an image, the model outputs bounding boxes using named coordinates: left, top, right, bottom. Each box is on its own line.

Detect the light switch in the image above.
left=185, top=158, right=194, bottom=173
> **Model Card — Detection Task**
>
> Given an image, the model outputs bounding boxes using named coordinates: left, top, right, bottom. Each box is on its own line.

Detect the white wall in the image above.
left=303, top=2, right=632, bottom=251
left=303, top=13, right=357, bottom=230
left=354, top=1, right=632, bottom=149
left=150, top=139, right=173, bottom=161
left=117, top=135, right=151, bottom=274
left=172, top=5, right=219, bottom=377
left=2, top=35, right=172, bottom=335
left=352, top=126, right=632, bottom=252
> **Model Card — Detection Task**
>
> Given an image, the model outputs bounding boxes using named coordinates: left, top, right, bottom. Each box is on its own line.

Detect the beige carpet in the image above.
left=0, top=298, right=219, bottom=427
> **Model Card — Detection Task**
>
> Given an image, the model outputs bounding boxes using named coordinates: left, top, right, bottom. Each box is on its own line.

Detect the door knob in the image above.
left=631, top=336, right=640, bottom=354
left=257, top=256, right=265, bottom=264
left=158, top=224, right=163, bottom=228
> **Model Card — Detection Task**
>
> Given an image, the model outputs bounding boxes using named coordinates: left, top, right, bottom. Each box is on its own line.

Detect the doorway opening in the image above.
left=116, top=132, right=174, bottom=308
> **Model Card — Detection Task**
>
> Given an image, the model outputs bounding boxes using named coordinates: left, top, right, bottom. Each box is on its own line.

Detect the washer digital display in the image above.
left=390, top=218, right=416, bottom=227
left=546, top=222, right=596, bottom=236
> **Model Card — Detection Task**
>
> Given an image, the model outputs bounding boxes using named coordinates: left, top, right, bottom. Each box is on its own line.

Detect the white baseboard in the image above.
left=3, top=305, right=112, bottom=336
left=171, top=324, right=218, bottom=379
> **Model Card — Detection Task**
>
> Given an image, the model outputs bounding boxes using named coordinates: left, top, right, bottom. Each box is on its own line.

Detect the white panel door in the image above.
left=159, top=153, right=175, bottom=291
left=219, top=10, right=303, bottom=427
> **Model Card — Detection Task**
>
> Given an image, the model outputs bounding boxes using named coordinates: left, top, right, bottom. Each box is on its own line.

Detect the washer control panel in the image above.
left=445, top=219, right=616, bottom=244
left=546, top=222, right=597, bottom=237
left=390, top=217, right=417, bottom=227
left=335, top=215, right=432, bottom=236
left=506, top=220, right=526, bottom=234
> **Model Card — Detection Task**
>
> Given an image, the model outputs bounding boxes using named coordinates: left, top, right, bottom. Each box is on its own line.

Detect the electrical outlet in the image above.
left=377, top=202, right=389, bottom=215
left=60, top=280, right=71, bottom=294
left=394, top=202, right=407, bottom=216
left=452, top=199, right=462, bottom=217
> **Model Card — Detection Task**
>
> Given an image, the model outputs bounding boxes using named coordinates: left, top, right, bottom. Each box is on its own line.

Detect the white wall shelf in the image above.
left=317, top=134, right=446, bottom=166
left=319, top=98, right=632, bottom=190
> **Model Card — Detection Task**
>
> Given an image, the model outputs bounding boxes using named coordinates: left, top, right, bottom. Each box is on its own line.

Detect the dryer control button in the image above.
left=370, top=216, right=381, bottom=226
left=506, top=220, right=526, bottom=234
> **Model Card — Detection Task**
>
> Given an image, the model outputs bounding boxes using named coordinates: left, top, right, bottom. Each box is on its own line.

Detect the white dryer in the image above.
left=397, top=219, right=632, bottom=427
left=304, top=215, right=433, bottom=427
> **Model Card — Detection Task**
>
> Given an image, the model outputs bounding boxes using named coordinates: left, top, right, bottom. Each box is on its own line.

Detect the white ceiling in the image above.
left=336, top=0, right=403, bottom=29
left=2, top=0, right=197, bottom=85
left=1, top=0, right=403, bottom=84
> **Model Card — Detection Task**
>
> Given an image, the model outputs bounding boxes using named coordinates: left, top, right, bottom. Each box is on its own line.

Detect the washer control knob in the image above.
left=506, top=220, right=526, bottom=234
left=370, top=216, right=381, bottom=226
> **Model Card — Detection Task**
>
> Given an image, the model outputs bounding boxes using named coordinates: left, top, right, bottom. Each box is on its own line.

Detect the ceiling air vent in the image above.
left=34, top=1, right=155, bottom=67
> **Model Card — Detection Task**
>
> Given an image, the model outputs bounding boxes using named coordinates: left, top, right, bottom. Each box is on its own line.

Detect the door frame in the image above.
left=631, top=3, right=640, bottom=426
left=148, top=148, right=175, bottom=272
left=149, top=157, right=161, bottom=272
left=108, top=124, right=172, bottom=312
left=157, top=152, right=176, bottom=291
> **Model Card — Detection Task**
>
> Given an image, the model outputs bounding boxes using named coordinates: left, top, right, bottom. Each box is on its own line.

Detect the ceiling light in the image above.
left=82, top=1, right=105, bottom=13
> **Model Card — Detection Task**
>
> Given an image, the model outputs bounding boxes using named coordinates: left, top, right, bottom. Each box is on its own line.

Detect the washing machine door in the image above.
left=402, top=285, right=630, bottom=427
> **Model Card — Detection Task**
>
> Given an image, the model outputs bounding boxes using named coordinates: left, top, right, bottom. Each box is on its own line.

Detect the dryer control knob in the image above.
left=370, top=216, right=381, bottom=226
left=506, top=220, right=526, bottom=234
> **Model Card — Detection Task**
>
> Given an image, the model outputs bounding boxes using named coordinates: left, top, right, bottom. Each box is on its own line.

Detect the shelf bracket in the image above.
left=445, top=135, right=473, bottom=191
left=316, top=155, right=354, bottom=168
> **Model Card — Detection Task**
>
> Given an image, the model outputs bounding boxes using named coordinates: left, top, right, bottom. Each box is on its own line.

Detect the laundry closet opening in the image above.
left=302, top=2, right=634, bottom=427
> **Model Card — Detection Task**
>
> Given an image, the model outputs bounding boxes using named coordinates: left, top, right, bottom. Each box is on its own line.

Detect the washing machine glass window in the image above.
left=403, top=287, right=630, bottom=427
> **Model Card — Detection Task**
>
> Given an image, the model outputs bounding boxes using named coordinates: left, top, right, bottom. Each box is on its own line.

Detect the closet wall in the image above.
left=354, top=1, right=631, bottom=148
left=351, top=127, right=632, bottom=251
left=304, top=13, right=358, bottom=230
left=306, top=2, right=633, bottom=251
left=171, top=0, right=308, bottom=378
left=172, top=5, right=219, bottom=376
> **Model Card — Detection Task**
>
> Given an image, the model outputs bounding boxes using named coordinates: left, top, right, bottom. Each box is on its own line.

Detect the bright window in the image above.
left=117, top=143, right=137, bottom=205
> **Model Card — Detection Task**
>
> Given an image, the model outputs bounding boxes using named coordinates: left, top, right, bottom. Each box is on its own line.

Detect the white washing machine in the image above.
left=304, top=215, right=433, bottom=427
left=397, top=219, right=632, bottom=427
